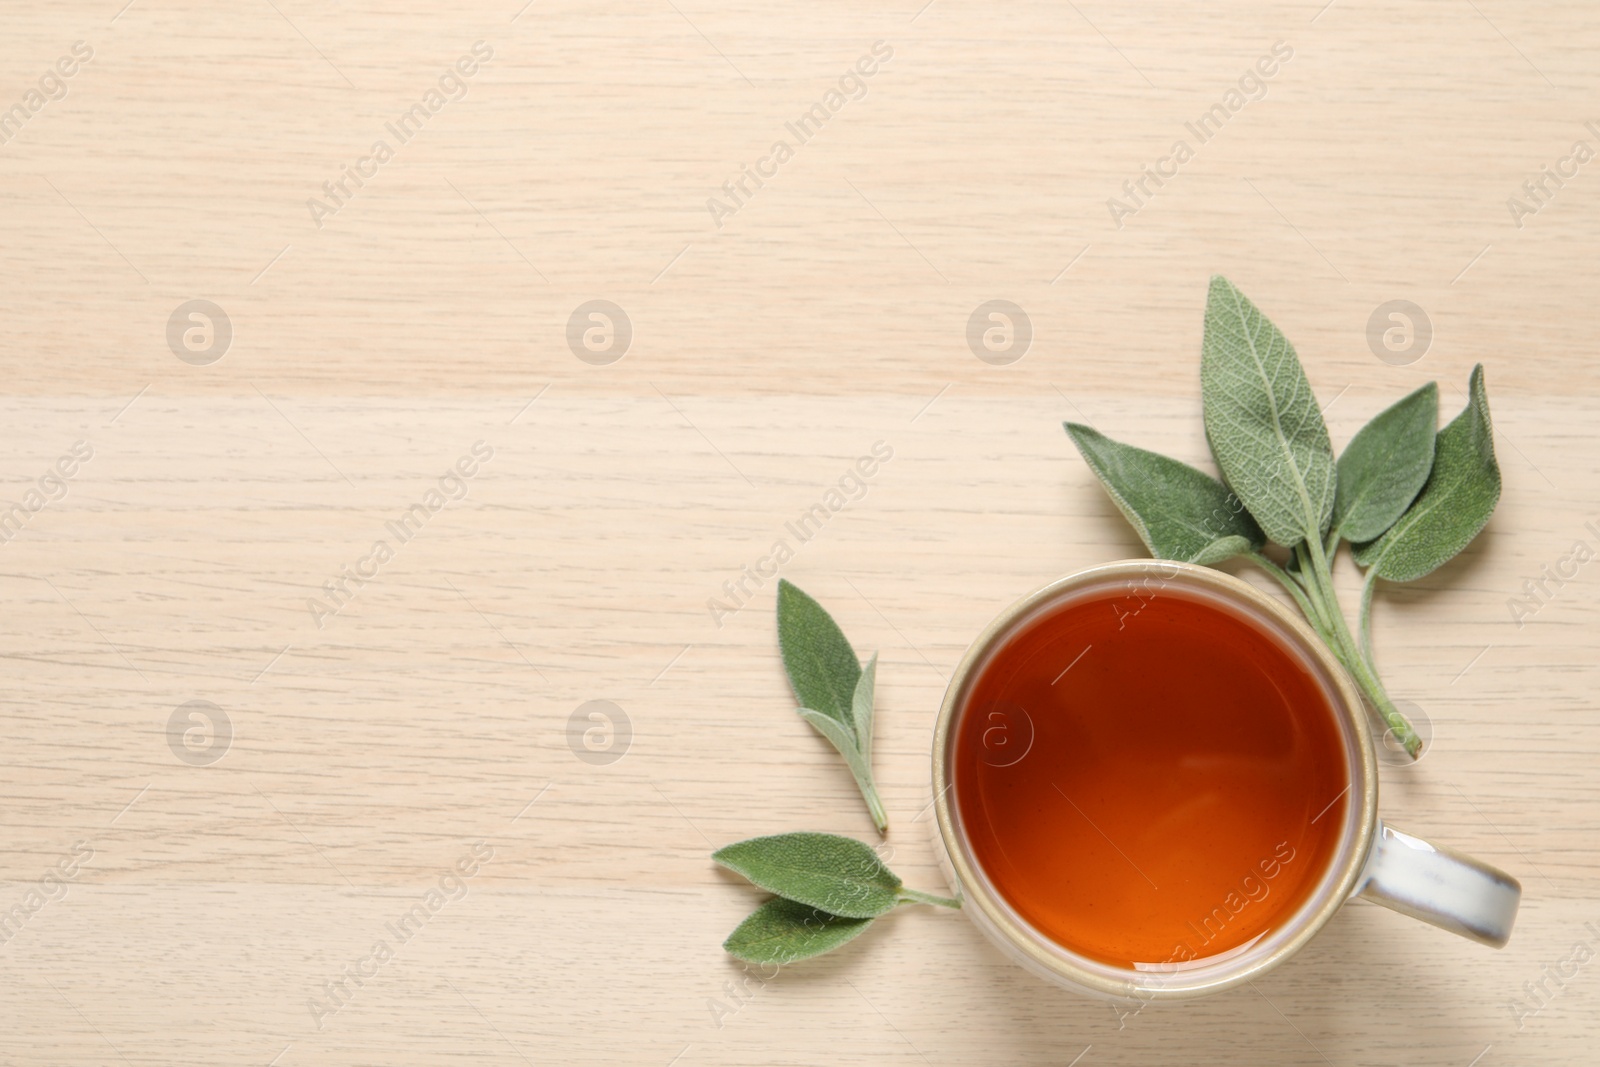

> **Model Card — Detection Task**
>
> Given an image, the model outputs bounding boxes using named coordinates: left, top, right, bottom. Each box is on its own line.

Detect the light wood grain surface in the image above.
left=2, top=1, right=1597, bottom=1064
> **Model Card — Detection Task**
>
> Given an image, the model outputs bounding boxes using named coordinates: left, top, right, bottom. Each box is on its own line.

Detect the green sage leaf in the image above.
left=851, top=653, right=877, bottom=761
left=1065, top=422, right=1265, bottom=564
left=722, top=897, right=874, bottom=965
left=1353, top=365, right=1500, bottom=582
left=1333, top=383, right=1439, bottom=542
left=776, top=579, right=861, bottom=729
left=713, top=832, right=901, bottom=919
left=1201, top=275, right=1336, bottom=546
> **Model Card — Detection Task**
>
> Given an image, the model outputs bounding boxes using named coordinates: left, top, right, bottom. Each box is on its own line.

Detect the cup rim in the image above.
left=930, top=559, right=1379, bottom=1000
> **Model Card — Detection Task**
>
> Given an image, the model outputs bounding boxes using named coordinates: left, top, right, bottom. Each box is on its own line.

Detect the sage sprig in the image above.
left=1065, top=276, right=1502, bottom=758
left=711, top=586, right=961, bottom=967
left=776, top=579, right=888, bottom=833
left=716, top=832, right=959, bottom=964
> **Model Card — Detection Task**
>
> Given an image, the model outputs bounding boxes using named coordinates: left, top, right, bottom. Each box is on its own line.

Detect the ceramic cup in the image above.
left=930, top=560, right=1520, bottom=1001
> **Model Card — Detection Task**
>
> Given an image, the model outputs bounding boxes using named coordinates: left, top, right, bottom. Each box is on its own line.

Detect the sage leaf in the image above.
left=713, top=832, right=902, bottom=919
left=777, top=581, right=886, bottom=832
left=722, top=897, right=874, bottom=965
left=1333, top=382, right=1438, bottom=542
left=777, top=579, right=860, bottom=729
left=1201, top=275, right=1337, bottom=546
left=851, top=654, right=877, bottom=762
left=1354, top=365, right=1500, bottom=582
left=1065, top=422, right=1265, bottom=564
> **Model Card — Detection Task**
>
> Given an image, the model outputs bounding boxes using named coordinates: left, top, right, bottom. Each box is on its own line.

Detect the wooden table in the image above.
left=2, top=1, right=1595, bottom=1063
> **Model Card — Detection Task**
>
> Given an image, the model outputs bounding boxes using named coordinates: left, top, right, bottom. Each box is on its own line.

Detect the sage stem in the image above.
left=1358, top=568, right=1378, bottom=666
left=896, top=888, right=961, bottom=909
left=1247, top=551, right=1319, bottom=625
left=1303, top=534, right=1422, bottom=758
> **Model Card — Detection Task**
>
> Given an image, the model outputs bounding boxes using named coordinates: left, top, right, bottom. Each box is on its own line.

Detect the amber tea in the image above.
left=951, top=576, right=1350, bottom=968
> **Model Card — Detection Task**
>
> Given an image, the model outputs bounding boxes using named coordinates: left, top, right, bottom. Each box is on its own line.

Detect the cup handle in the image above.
left=1355, top=822, right=1521, bottom=947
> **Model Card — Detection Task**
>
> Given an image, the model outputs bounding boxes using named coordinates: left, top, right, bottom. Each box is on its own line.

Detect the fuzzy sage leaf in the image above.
left=1201, top=275, right=1337, bottom=546
left=776, top=580, right=887, bottom=833
left=777, top=579, right=860, bottom=728
left=722, top=897, right=875, bottom=965
left=1333, top=382, right=1438, bottom=542
left=1354, top=365, right=1500, bottom=582
left=714, top=832, right=903, bottom=918
left=1065, top=422, right=1264, bottom=565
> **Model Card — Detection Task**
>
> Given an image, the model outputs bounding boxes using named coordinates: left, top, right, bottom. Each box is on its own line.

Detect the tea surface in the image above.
left=952, top=582, right=1350, bottom=968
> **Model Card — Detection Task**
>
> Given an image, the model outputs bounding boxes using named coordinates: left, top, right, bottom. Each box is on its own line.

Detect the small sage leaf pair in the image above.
left=716, top=833, right=959, bottom=964
left=1353, top=366, right=1500, bottom=582
left=1063, top=275, right=1502, bottom=757
left=777, top=579, right=887, bottom=833
left=712, top=585, right=962, bottom=967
